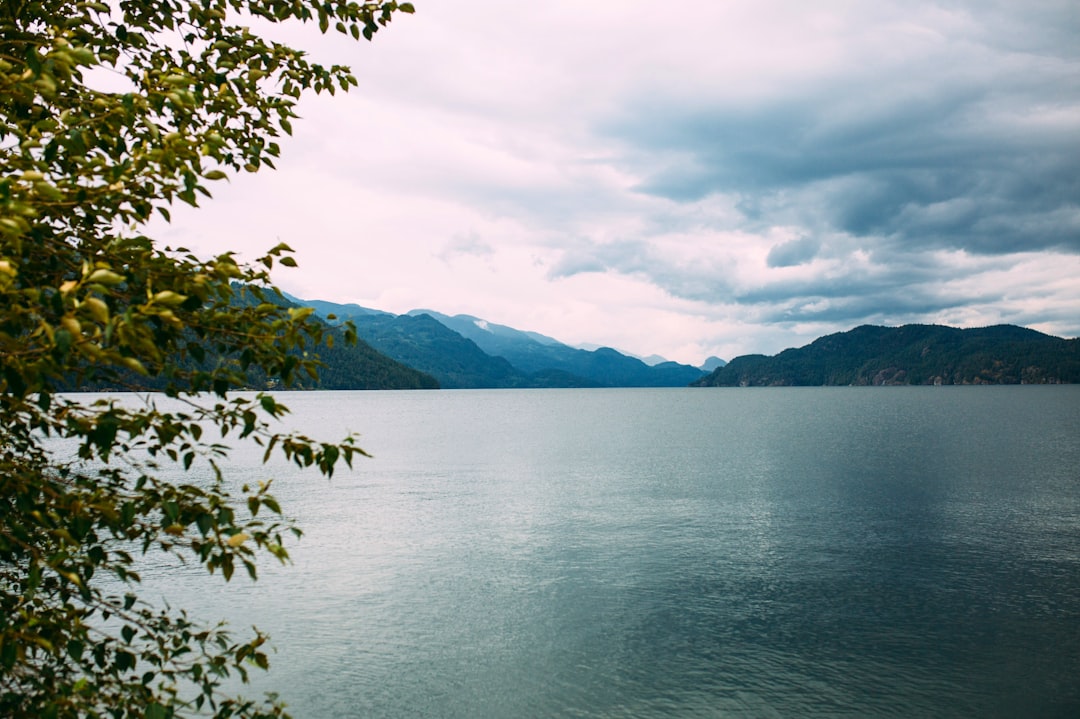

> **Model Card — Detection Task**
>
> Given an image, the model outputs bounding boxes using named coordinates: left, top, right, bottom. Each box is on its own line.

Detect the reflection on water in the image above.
left=114, top=387, right=1079, bottom=717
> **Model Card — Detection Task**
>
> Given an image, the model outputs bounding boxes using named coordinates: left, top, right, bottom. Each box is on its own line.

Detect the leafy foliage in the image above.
left=1, top=1, right=414, bottom=716
left=695, top=324, right=1080, bottom=387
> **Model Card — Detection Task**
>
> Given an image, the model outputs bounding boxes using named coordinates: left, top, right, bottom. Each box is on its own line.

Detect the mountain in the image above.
left=302, top=328, right=440, bottom=390
left=694, top=324, right=1080, bottom=387
left=299, top=298, right=391, bottom=319
left=254, top=292, right=438, bottom=390
left=408, top=309, right=564, bottom=349
left=349, top=313, right=608, bottom=389
left=302, top=300, right=705, bottom=388
left=341, top=312, right=531, bottom=389
left=638, top=354, right=671, bottom=367
left=700, top=356, right=727, bottom=372
left=407, top=309, right=705, bottom=387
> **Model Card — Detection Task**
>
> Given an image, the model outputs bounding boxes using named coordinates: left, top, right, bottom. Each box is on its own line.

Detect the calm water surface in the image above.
left=137, top=387, right=1080, bottom=717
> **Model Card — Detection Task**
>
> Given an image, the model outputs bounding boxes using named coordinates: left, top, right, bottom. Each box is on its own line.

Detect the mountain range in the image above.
left=82, top=289, right=1079, bottom=391
left=296, top=298, right=709, bottom=389
left=282, top=296, right=1079, bottom=389
left=694, top=324, right=1080, bottom=386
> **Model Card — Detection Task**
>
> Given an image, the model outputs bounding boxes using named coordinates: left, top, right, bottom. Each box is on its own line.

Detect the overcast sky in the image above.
left=154, top=0, right=1080, bottom=365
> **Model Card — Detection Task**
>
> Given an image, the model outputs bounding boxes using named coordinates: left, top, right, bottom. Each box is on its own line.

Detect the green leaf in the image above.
left=1, top=641, right=16, bottom=670
left=145, top=703, right=168, bottom=719
left=55, top=328, right=73, bottom=354
left=116, top=650, right=135, bottom=671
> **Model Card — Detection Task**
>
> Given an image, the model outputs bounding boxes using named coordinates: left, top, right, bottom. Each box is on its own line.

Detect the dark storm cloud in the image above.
left=549, top=224, right=1025, bottom=328
left=603, top=3, right=1080, bottom=257
left=611, top=96, right=1079, bottom=255
left=736, top=269, right=1001, bottom=325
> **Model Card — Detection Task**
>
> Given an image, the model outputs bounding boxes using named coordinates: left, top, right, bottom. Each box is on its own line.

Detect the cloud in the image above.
left=439, top=232, right=495, bottom=262
left=148, top=0, right=1080, bottom=362
left=603, top=1, right=1080, bottom=259
left=767, top=236, right=821, bottom=267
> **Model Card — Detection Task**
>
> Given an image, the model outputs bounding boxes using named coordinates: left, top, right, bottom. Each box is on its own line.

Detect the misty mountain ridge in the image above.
left=301, top=298, right=391, bottom=319
left=405, top=315, right=724, bottom=373
left=406, top=309, right=566, bottom=349
left=297, top=298, right=709, bottom=389
left=701, top=356, right=727, bottom=372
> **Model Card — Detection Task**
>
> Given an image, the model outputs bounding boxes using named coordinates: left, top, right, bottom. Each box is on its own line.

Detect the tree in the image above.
left=0, top=1, right=414, bottom=716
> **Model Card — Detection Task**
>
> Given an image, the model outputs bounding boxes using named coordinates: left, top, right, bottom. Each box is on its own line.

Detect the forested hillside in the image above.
left=70, top=291, right=439, bottom=391
left=349, top=313, right=529, bottom=389
left=695, top=325, right=1080, bottom=386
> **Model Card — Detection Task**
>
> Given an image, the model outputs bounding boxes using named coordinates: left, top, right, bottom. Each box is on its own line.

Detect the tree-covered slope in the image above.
left=69, top=291, right=439, bottom=391
left=349, top=313, right=532, bottom=389
left=275, top=297, right=437, bottom=389
left=303, top=333, right=440, bottom=389
left=695, top=324, right=1080, bottom=386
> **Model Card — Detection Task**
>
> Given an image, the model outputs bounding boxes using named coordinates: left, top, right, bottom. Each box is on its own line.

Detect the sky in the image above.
left=153, top=0, right=1080, bottom=365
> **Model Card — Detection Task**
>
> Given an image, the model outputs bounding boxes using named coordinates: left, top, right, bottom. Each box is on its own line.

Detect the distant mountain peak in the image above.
left=638, top=354, right=670, bottom=366
left=700, top=356, right=727, bottom=372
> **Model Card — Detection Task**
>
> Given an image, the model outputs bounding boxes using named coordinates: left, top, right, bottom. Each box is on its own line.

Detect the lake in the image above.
left=133, top=387, right=1080, bottom=717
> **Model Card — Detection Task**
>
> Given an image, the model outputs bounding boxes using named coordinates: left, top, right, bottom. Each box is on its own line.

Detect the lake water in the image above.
left=133, top=387, right=1080, bottom=717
